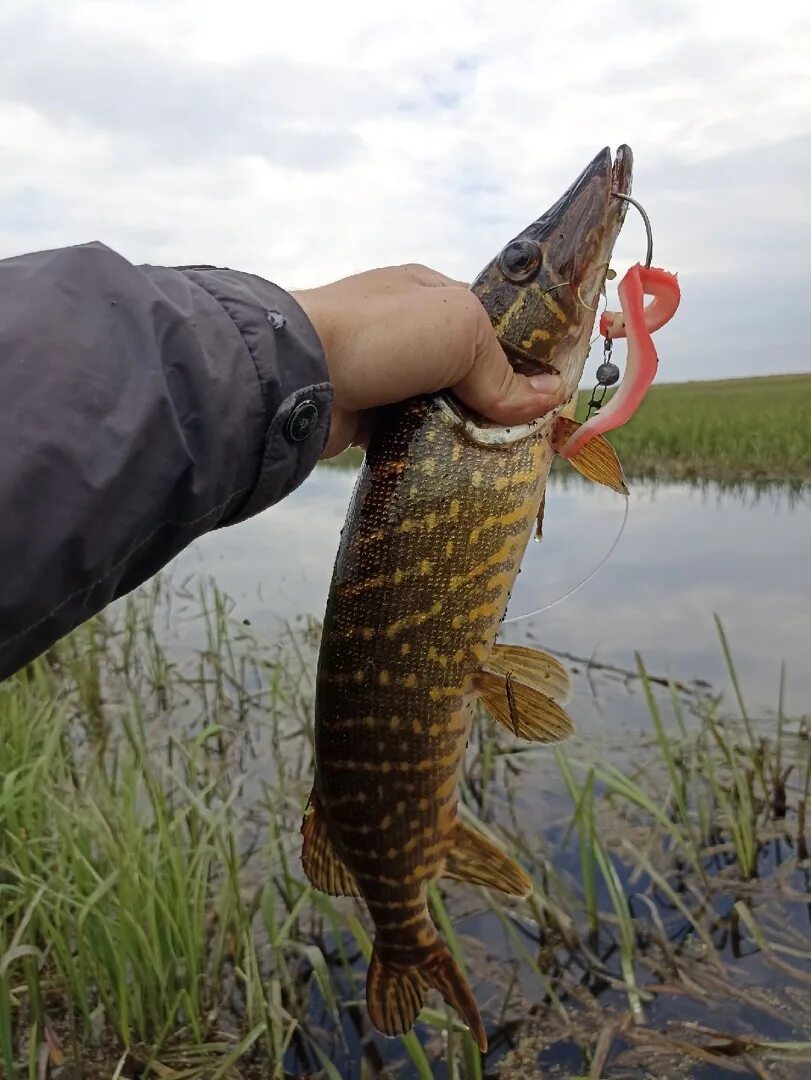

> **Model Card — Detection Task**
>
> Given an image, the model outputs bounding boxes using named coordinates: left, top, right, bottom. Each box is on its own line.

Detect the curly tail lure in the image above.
left=561, top=262, right=681, bottom=458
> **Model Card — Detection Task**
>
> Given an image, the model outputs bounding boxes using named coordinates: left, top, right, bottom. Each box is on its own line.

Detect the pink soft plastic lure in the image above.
left=560, top=263, right=681, bottom=459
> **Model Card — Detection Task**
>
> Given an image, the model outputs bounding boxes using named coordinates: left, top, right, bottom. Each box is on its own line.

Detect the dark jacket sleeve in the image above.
left=0, top=241, right=333, bottom=680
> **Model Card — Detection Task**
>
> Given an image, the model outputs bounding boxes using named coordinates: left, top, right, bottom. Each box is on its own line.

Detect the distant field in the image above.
left=577, top=373, right=811, bottom=482
left=324, top=374, right=811, bottom=483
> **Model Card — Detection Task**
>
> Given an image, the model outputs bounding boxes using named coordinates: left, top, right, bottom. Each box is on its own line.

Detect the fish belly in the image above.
left=314, top=397, right=552, bottom=908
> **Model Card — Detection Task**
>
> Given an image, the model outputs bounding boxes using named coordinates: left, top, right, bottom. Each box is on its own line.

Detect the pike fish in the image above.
left=302, top=146, right=640, bottom=1051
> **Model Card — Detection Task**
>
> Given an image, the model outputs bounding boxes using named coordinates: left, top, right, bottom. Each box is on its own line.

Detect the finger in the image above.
left=453, top=307, right=563, bottom=425
left=349, top=409, right=376, bottom=450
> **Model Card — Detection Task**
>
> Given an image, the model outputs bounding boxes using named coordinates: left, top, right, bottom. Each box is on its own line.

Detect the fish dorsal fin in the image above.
left=475, top=644, right=574, bottom=743
left=552, top=416, right=629, bottom=495
left=486, top=643, right=571, bottom=702
left=444, top=819, right=532, bottom=898
left=301, top=793, right=361, bottom=897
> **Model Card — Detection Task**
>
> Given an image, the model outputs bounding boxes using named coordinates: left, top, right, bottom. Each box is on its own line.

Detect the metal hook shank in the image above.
left=612, top=192, right=653, bottom=268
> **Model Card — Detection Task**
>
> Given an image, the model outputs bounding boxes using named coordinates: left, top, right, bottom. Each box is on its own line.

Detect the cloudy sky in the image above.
left=1, top=0, right=809, bottom=382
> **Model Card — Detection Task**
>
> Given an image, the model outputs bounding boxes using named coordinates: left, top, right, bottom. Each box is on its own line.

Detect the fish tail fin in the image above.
left=422, top=941, right=487, bottom=1052
left=367, top=938, right=487, bottom=1052
left=366, top=946, right=427, bottom=1042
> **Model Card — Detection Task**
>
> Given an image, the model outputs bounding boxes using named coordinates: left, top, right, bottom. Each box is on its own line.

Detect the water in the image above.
left=172, top=466, right=811, bottom=721
left=159, top=465, right=811, bottom=1077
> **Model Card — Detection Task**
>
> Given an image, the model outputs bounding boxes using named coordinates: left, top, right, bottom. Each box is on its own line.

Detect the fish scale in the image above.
left=301, top=146, right=635, bottom=1050
left=316, top=402, right=549, bottom=888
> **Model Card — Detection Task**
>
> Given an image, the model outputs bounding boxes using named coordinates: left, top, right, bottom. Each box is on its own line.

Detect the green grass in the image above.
left=1, top=585, right=810, bottom=1077
left=322, top=374, right=811, bottom=483
left=575, top=372, right=811, bottom=483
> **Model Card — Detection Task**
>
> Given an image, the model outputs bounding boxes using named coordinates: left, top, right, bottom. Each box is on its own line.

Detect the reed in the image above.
left=575, top=372, right=811, bottom=483
left=1, top=586, right=808, bottom=1077
left=322, top=373, right=811, bottom=484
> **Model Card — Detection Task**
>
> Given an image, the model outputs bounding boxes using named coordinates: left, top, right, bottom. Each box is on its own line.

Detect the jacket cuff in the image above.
left=177, top=267, right=334, bottom=524
left=228, top=378, right=333, bottom=524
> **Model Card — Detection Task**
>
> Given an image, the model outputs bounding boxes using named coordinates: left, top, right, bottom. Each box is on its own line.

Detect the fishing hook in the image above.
left=583, top=195, right=654, bottom=419
left=612, top=192, right=654, bottom=268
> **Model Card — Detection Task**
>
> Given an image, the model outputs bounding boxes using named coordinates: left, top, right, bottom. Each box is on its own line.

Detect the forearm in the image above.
left=0, top=242, right=332, bottom=680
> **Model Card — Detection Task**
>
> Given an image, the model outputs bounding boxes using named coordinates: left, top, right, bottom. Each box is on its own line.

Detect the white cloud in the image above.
left=1, top=0, right=809, bottom=380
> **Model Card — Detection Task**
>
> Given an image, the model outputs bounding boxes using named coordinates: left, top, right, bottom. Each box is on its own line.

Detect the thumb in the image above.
left=453, top=309, right=563, bottom=425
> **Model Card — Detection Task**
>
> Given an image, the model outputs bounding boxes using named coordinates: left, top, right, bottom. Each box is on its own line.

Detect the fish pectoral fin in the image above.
left=476, top=667, right=574, bottom=744
left=300, top=792, right=361, bottom=898
left=367, top=938, right=487, bottom=1052
left=552, top=416, right=629, bottom=495
left=485, top=643, right=571, bottom=703
left=444, top=819, right=532, bottom=898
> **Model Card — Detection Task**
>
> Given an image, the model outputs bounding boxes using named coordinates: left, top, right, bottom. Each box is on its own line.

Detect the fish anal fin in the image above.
left=552, top=416, right=629, bottom=495
left=422, top=942, right=487, bottom=1052
left=367, top=938, right=487, bottom=1052
left=476, top=669, right=574, bottom=743
left=487, top=643, right=571, bottom=703
left=301, top=792, right=360, bottom=898
left=444, top=819, right=532, bottom=898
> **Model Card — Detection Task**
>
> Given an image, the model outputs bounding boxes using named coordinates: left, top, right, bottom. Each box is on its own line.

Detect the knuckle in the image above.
left=400, top=262, right=432, bottom=278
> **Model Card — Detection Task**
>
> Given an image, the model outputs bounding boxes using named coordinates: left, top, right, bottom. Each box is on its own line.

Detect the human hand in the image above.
left=292, top=264, right=564, bottom=458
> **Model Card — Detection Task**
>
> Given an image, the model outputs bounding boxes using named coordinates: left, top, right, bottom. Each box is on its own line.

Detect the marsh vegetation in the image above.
left=2, top=583, right=809, bottom=1078
left=324, top=374, right=811, bottom=485
left=2, top=368, right=809, bottom=1077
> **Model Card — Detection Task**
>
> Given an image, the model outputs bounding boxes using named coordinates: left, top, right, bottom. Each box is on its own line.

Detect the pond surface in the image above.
left=172, top=465, right=810, bottom=722
left=156, top=465, right=811, bottom=1077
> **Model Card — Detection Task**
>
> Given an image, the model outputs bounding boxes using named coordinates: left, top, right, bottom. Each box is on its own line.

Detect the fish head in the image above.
left=472, top=145, right=633, bottom=407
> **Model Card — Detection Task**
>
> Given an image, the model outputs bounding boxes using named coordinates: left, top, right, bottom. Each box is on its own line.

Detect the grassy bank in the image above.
left=1, top=588, right=810, bottom=1077
left=323, top=374, right=811, bottom=483
left=583, top=373, right=811, bottom=483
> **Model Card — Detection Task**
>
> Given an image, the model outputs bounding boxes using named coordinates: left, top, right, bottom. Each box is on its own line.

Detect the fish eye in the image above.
left=499, top=240, right=541, bottom=283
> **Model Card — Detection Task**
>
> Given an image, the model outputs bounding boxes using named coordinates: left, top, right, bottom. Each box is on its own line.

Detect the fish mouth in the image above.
left=496, top=145, right=634, bottom=390
left=467, top=146, right=635, bottom=404
left=612, top=144, right=634, bottom=201
left=608, top=144, right=634, bottom=263
left=534, top=144, right=632, bottom=301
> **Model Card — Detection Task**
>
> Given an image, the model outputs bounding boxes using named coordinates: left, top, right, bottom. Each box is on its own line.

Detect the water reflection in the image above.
left=170, top=466, right=810, bottom=719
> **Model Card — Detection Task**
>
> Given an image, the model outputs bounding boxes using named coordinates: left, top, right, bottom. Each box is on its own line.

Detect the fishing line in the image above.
left=503, top=285, right=627, bottom=626
left=503, top=193, right=651, bottom=626
left=502, top=493, right=630, bottom=625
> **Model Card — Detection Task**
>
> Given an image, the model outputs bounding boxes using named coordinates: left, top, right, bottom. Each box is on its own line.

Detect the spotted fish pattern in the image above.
left=302, top=146, right=634, bottom=1051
